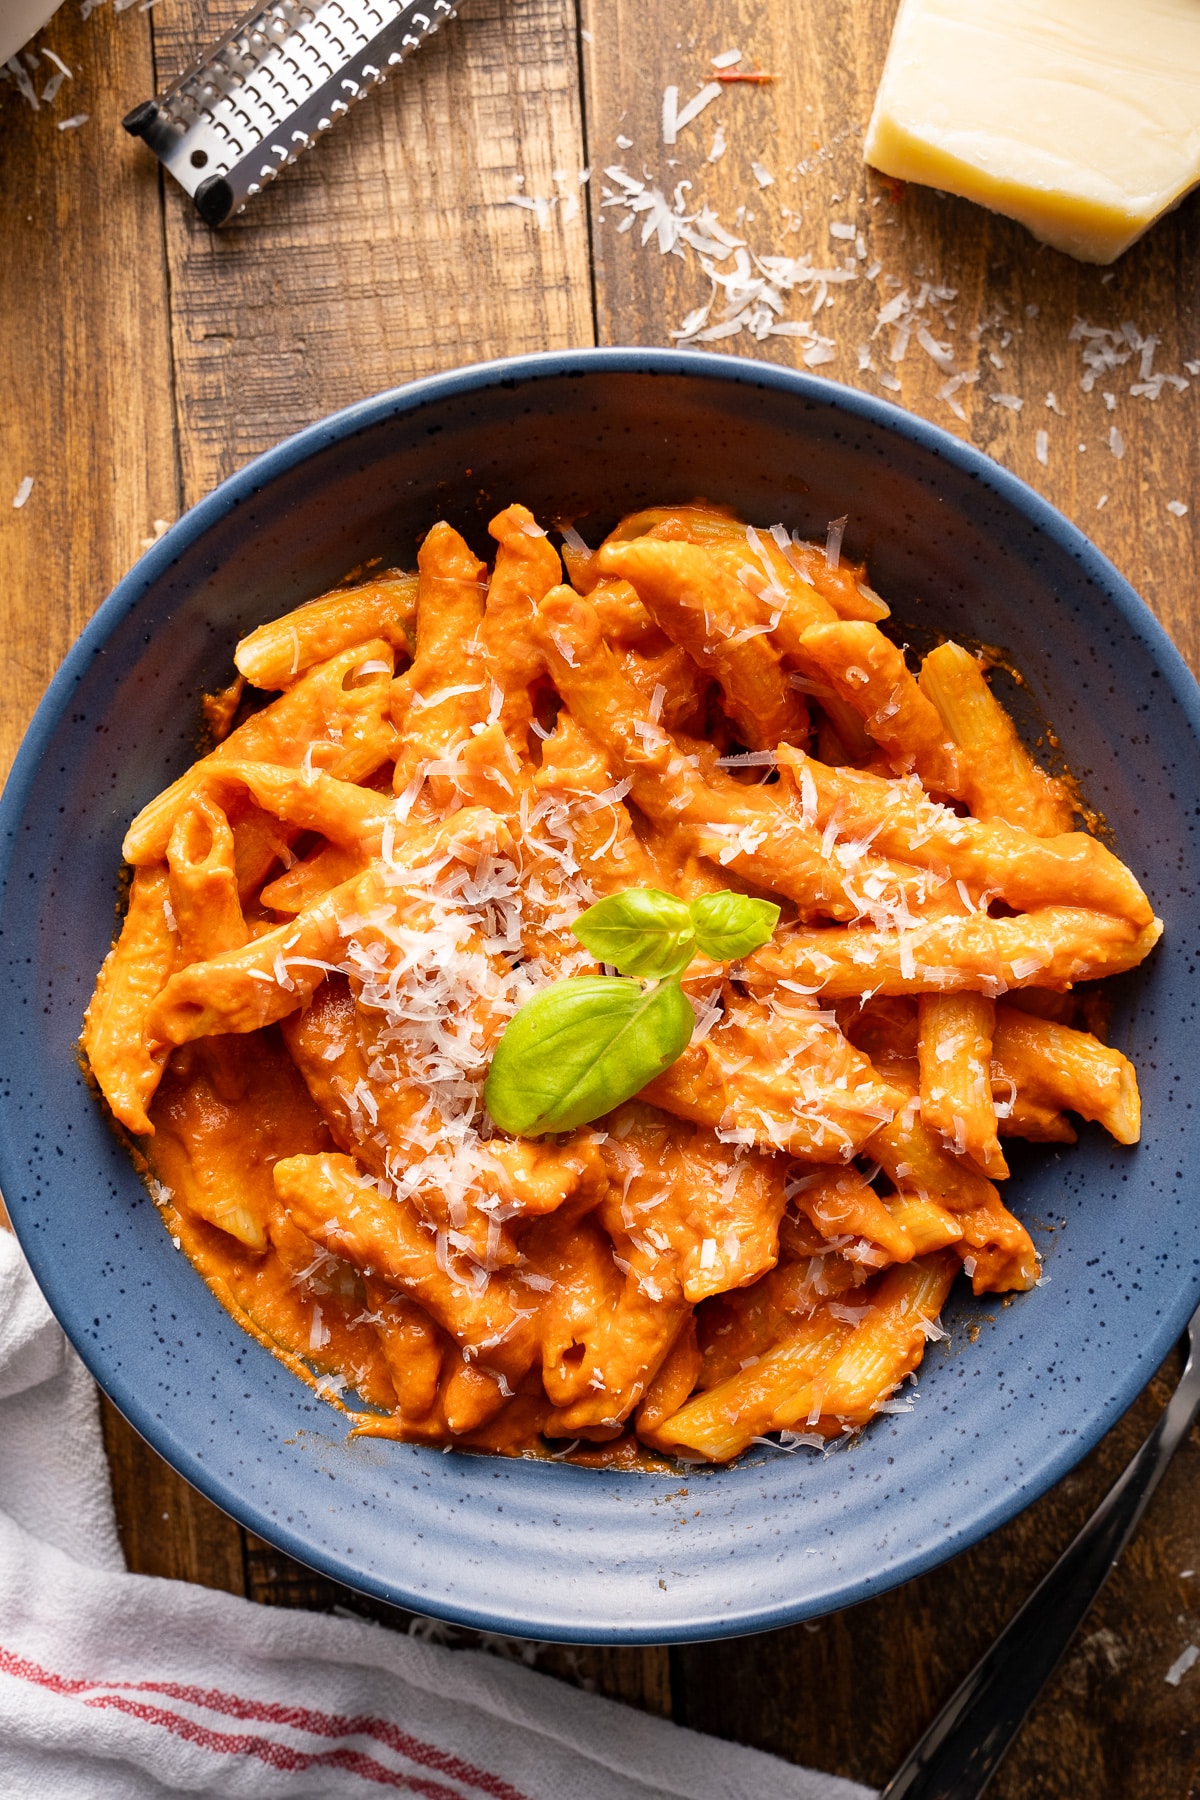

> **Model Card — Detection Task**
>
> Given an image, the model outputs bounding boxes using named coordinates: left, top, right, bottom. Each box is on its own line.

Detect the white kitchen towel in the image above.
left=0, top=1229, right=874, bottom=1800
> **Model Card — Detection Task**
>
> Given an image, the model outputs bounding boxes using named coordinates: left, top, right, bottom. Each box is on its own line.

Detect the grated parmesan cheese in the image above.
left=504, top=193, right=557, bottom=228
left=662, top=81, right=722, bottom=147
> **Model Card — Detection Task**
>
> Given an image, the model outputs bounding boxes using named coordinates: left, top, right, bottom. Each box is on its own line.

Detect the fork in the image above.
left=881, top=1293, right=1200, bottom=1800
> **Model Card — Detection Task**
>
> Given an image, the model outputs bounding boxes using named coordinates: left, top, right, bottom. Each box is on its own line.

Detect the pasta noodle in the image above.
left=82, top=500, right=1161, bottom=1466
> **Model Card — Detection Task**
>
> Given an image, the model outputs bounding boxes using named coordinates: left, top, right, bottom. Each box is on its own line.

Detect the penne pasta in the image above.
left=953, top=1193, right=1040, bottom=1295
left=273, top=1150, right=542, bottom=1386
left=991, top=1005, right=1140, bottom=1143
left=595, top=536, right=809, bottom=750
left=166, top=796, right=248, bottom=963
left=636, top=1314, right=702, bottom=1435
left=535, top=588, right=936, bottom=922
left=643, top=991, right=902, bottom=1161
left=798, top=620, right=966, bottom=796
left=775, top=747, right=1153, bottom=928
left=477, top=503, right=561, bottom=754
left=998, top=1097, right=1078, bottom=1143
left=917, top=992, right=1007, bottom=1178
left=145, top=808, right=513, bottom=1046
left=919, top=640, right=1075, bottom=836
left=645, top=1313, right=852, bottom=1461
left=883, top=1194, right=965, bottom=1255
left=390, top=522, right=489, bottom=808
left=747, top=907, right=1162, bottom=999
left=124, top=643, right=397, bottom=865
left=792, top=1166, right=917, bottom=1264
left=798, top=1253, right=959, bottom=1426
left=235, top=572, right=418, bottom=689
left=83, top=497, right=1161, bottom=1468
left=82, top=863, right=178, bottom=1134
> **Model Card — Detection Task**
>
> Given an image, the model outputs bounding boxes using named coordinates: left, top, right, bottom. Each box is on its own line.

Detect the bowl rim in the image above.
left=21, top=343, right=1200, bottom=751
left=5, top=345, right=1200, bottom=1642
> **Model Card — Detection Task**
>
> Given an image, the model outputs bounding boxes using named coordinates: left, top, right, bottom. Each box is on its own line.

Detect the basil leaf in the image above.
left=484, top=975, right=695, bottom=1137
left=571, top=887, right=696, bottom=979
left=689, top=891, right=780, bottom=962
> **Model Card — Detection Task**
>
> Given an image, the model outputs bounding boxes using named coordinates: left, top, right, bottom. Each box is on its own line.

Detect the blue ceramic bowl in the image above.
left=3, top=349, right=1199, bottom=1643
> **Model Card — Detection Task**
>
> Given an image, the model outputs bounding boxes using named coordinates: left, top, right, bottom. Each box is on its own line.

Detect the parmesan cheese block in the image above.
left=0, top=2, right=61, bottom=68
left=864, top=0, right=1200, bottom=264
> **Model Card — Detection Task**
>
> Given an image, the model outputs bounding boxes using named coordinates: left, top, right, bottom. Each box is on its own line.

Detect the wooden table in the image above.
left=3, top=2, right=1200, bottom=1792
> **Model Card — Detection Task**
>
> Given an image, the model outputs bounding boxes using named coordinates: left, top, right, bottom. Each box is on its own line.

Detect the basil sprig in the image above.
left=570, top=886, right=698, bottom=977
left=572, top=885, right=780, bottom=976
left=483, top=887, right=780, bottom=1137
left=482, top=975, right=696, bottom=1138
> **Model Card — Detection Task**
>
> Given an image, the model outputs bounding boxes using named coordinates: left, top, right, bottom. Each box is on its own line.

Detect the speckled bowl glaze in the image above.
left=2, top=349, right=1199, bottom=1644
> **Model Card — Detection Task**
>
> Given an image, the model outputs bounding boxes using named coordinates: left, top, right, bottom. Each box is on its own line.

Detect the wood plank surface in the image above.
left=671, top=1346, right=1200, bottom=1795
left=1, top=1, right=1199, bottom=1794
left=0, top=0, right=256, bottom=1604
left=0, top=2, right=179, bottom=778
left=580, top=0, right=1200, bottom=668
left=152, top=0, right=594, bottom=503
left=579, top=1, right=1200, bottom=1791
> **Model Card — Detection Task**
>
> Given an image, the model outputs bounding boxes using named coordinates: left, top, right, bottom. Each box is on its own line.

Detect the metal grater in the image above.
left=123, top=0, right=458, bottom=227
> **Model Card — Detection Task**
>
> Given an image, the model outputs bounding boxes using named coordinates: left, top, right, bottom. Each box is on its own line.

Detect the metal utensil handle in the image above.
left=881, top=1302, right=1200, bottom=1800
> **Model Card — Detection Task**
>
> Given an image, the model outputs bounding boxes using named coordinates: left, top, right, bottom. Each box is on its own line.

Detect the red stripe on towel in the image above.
left=86, top=1693, right=472, bottom=1795
left=0, top=1643, right=532, bottom=1799
left=94, top=1678, right=532, bottom=1799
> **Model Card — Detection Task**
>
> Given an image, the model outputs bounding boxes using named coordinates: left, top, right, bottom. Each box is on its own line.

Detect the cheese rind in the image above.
left=865, top=0, right=1200, bottom=264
